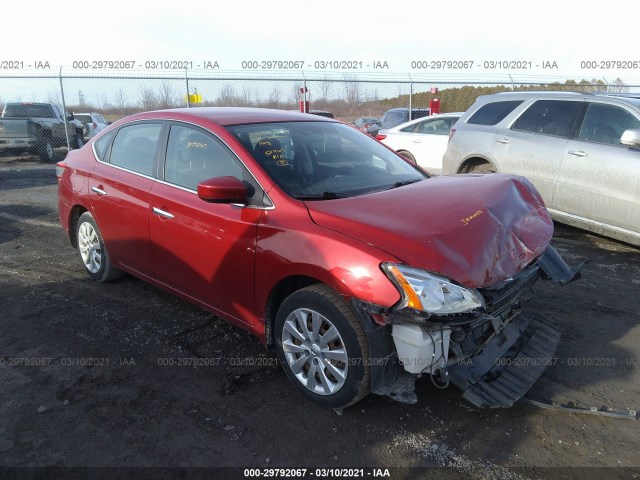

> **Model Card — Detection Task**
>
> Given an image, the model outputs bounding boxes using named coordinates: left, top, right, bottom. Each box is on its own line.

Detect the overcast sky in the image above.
left=5, top=0, right=639, bottom=82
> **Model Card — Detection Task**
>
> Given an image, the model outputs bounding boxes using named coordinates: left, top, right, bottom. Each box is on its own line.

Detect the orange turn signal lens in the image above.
left=387, top=265, right=422, bottom=310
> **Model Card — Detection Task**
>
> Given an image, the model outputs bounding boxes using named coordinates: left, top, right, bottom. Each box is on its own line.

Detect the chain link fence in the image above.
left=1, top=69, right=639, bottom=125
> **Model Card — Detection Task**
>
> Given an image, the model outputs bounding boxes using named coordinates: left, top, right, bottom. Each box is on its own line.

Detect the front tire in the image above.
left=77, top=212, right=122, bottom=282
left=275, top=284, right=370, bottom=408
left=469, top=162, right=496, bottom=173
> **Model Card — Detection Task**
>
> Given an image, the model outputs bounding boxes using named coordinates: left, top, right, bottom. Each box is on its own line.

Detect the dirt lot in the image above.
left=0, top=151, right=639, bottom=479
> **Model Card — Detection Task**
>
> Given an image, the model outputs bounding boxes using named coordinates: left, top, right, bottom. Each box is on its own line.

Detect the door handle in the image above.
left=152, top=207, right=174, bottom=219
left=496, top=139, right=510, bottom=144
left=568, top=150, right=588, bottom=157
left=91, top=186, right=107, bottom=195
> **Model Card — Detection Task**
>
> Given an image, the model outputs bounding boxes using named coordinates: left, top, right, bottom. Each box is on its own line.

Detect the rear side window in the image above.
left=512, top=100, right=581, bottom=138
left=93, top=130, right=116, bottom=161
left=578, top=103, right=640, bottom=145
left=467, top=100, right=522, bottom=125
left=110, top=123, right=162, bottom=176
left=382, top=111, right=405, bottom=127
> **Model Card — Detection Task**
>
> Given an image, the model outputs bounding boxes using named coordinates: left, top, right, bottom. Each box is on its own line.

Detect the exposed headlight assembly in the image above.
left=382, top=264, right=484, bottom=316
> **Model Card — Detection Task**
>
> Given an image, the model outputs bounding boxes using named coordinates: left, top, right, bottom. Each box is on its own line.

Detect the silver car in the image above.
left=75, top=112, right=109, bottom=139
left=443, top=92, right=640, bottom=246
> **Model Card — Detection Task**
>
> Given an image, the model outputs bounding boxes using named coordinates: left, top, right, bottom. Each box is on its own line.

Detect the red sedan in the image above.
left=57, top=107, right=579, bottom=408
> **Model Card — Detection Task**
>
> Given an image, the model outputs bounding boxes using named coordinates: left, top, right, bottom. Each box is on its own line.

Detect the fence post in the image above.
left=409, top=80, right=413, bottom=113
left=185, top=68, right=191, bottom=108
left=58, top=66, right=71, bottom=150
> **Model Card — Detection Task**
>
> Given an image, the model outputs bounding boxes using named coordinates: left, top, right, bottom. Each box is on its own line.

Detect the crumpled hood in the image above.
left=305, top=174, right=553, bottom=289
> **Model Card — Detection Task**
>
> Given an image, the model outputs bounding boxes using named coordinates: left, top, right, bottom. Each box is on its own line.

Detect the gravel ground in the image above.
left=0, top=152, right=639, bottom=479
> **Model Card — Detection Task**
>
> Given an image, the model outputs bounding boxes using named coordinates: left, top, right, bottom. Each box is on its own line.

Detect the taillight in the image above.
left=93, top=122, right=97, bottom=128
left=55, top=161, right=67, bottom=179
left=376, top=133, right=387, bottom=141
left=448, top=128, right=456, bottom=142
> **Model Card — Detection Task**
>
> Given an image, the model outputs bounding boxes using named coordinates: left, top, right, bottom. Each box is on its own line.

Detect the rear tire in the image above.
left=73, top=132, right=84, bottom=149
left=77, top=212, right=123, bottom=282
left=275, top=284, right=371, bottom=408
left=37, top=137, right=54, bottom=162
left=397, top=150, right=417, bottom=165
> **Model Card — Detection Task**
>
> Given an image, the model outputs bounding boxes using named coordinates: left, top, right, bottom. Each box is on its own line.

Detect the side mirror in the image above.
left=620, top=129, right=640, bottom=148
left=197, top=176, right=247, bottom=203
left=66, top=112, right=75, bottom=121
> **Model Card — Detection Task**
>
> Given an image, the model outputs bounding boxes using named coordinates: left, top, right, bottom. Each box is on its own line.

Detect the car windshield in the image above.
left=227, top=121, right=426, bottom=199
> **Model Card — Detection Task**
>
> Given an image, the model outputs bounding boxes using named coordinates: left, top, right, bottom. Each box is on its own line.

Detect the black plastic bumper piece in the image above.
left=350, top=299, right=418, bottom=404
left=537, top=245, right=585, bottom=284
left=448, top=314, right=560, bottom=408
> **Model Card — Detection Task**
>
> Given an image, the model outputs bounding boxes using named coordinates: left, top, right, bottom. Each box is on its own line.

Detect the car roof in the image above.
left=121, top=107, right=337, bottom=127
left=478, top=90, right=640, bottom=108
left=386, top=107, right=431, bottom=112
left=384, top=112, right=464, bottom=132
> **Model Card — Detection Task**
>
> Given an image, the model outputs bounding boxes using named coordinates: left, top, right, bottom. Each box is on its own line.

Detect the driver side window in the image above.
left=164, top=125, right=242, bottom=191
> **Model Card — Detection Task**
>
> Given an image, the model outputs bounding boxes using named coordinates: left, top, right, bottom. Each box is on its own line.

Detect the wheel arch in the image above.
left=67, top=204, right=89, bottom=248
left=264, top=275, right=326, bottom=349
left=458, top=156, right=498, bottom=173
left=396, top=149, right=416, bottom=164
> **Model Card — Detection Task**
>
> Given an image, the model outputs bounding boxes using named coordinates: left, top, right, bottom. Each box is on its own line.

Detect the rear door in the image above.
left=89, top=121, right=163, bottom=276
left=148, top=122, right=265, bottom=325
left=489, top=99, right=583, bottom=206
left=553, top=101, right=640, bottom=233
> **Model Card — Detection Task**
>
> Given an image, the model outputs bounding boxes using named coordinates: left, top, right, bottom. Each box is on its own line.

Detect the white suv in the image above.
left=443, top=92, right=640, bottom=246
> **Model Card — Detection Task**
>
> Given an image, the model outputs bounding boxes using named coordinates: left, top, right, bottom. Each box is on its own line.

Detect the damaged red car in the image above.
left=57, top=108, right=580, bottom=409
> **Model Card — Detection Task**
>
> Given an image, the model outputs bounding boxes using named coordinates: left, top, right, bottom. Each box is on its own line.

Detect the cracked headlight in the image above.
left=382, top=264, right=484, bottom=315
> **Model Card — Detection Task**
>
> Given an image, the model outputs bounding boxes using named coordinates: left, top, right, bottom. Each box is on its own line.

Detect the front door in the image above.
left=148, top=123, right=264, bottom=326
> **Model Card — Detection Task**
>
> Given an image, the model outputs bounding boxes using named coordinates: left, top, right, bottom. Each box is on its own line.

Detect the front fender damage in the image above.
left=351, top=245, right=584, bottom=408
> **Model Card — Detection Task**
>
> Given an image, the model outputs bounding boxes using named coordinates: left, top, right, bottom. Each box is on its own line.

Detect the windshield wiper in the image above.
left=294, top=191, right=350, bottom=200
left=388, top=179, right=422, bottom=190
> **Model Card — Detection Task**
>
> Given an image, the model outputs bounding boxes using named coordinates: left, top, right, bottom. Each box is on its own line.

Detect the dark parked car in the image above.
left=366, top=107, right=431, bottom=136
left=57, top=107, right=579, bottom=409
left=0, top=102, right=85, bottom=161
left=308, top=110, right=334, bottom=118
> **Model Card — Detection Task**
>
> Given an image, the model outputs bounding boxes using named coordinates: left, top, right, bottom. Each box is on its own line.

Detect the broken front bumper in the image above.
left=351, top=245, right=580, bottom=408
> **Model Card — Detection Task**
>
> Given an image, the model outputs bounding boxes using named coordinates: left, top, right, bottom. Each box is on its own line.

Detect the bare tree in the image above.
left=158, top=80, right=178, bottom=108
left=268, top=84, right=282, bottom=107
left=47, top=90, right=61, bottom=104
left=217, top=85, right=236, bottom=106
left=139, top=88, right=159, bottom=109
left=114, top=88, right=128, bottom=112
left=610, top=77, right=629, bottom=93
left=320, top=76, right=333, bottom=101
left=242, top=86, right=253, bottom=106
left=343, top=75, right=361, bottom=104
